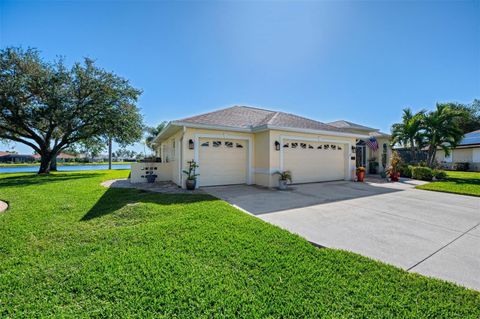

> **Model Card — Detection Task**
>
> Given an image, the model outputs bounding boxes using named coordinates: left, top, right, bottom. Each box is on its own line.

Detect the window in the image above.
left=201, top=141, right=209, bottom=147
left=308, top=144, right=314, bottom=149
left=300, top=143, right=307, bottom=149
left=213, top=141, right=221, bottom=147
left=225, top=141, right=233, bottom=148
left=236, top=143, right=243, bottom=148
left=291, top=142, right=298, bottom=148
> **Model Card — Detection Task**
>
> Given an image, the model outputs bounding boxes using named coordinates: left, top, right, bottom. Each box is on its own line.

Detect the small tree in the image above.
left=0, top=47, right=143, bottom=173
left=390, top=108, right=425, bottom=163
left=145, top=121, right=167, bottom=152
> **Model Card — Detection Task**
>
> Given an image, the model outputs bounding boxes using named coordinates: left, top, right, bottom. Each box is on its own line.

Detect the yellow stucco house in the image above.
left=435, top=130, right=480, bottom=171
left=131, top=106, right=391, bottom=188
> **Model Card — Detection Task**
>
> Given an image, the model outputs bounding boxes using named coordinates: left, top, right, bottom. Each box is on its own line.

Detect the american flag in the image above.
left=366, top=137, right=379, bottom=152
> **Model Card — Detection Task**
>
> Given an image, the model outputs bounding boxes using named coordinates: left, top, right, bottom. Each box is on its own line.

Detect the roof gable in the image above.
left=327, top=120, right=378, bottom=132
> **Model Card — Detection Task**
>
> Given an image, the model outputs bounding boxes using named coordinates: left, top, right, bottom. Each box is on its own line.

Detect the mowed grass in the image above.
left=416, top=171, right=480, bottom=197
left=0, top=171, right=479, bottom=318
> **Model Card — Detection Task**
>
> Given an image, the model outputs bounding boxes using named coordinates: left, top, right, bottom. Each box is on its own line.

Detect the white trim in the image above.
left=174, top=121, right=252, bottom=133
left=279, top=135, right=353, bottom=181
left=255, top=125, right=369, bottom=139
left=194, top=133, right=253, bottom=187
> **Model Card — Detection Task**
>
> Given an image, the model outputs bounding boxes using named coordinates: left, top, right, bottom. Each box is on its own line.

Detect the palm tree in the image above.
left=145, top=121, right=167, bottom=153
left=390, top=108, right=425, bottom=163
left=423, top=103, right=467, bottom=167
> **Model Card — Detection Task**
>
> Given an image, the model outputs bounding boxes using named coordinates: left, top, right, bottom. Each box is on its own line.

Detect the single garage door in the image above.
left=283, top=141, right=346, bottom=183
left=198, top=138, right=248, bottom=186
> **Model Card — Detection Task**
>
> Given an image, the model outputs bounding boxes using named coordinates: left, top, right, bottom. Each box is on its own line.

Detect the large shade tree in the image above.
left=423, top=103, right=467, bottom=167
left=450, top=99, right=480, bottom=134
left=0, top=47, right=143, bottom=173
left=390, top=108, right=425, bottom=162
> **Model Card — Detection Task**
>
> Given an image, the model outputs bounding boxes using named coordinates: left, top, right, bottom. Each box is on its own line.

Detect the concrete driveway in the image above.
left=204, top=179, right=480, bottom=291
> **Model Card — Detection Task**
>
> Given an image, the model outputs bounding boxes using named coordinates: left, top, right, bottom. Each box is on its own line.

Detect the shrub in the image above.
left=411, top=166, right=433, bottom=181
left=453, top=162, right=470, bottom=171
left=399, top=165, right=413, bottom=178
left=432, top=169, right=447, bottom=180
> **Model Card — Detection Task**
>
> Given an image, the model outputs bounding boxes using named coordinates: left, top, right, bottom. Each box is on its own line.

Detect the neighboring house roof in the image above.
left=33, top=152, right=77, bottom=159
left=0, top=151, right=15, bottom=157
left=177, top=105, right=345, bottom=132
left=0, top=154, right=34, bottom=160
left=457, top=130, right=480, bottom=147
left=327, top=120, right=379, bottom=132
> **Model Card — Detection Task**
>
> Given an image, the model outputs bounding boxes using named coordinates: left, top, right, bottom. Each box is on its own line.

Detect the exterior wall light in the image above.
left=274, top=141, right=280, bottom=151
left=188, top=139, right=194, bottom=150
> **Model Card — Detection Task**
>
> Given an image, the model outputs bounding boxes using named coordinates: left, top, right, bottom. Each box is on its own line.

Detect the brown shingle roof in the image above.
left=177, top=106, right=344, bottom=132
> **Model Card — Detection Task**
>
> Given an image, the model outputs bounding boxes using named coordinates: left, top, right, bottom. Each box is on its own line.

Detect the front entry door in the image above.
left=356, top=143, right=366, bottom=168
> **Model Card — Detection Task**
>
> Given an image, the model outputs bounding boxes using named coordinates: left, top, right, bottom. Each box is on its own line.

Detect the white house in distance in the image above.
left=131, top=106, right=391, bottom=188
left=435, top=130, right=480, bottom=171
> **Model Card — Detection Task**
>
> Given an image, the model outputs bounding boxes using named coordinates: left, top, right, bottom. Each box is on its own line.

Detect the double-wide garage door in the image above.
left=283, top=140, right=346, bottom=183
left=198, top=138, right=248, bottom=186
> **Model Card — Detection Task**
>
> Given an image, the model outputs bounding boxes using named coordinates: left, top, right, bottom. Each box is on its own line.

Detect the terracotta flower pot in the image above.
left=357, top=171, right=365, bottom=182
left=390, top=172, right=400, bottom=182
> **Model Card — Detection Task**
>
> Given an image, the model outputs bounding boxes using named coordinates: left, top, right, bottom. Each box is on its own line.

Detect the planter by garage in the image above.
left=146, top=174, right=157, bottom=183
left=278, top=179, right=288, bottom=190
left=186, top=179, right=197, bottom=190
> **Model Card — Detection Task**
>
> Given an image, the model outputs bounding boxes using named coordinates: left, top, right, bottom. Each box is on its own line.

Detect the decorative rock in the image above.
left=101, top=179, right=203, bottom=194
left=0, top=200, right=8, bottom=213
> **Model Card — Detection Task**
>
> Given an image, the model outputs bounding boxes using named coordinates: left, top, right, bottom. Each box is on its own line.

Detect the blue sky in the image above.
left=1, top=0, right=479, bottom=154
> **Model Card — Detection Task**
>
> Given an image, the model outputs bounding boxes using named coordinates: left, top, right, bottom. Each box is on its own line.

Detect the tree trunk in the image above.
left=38, top=152, right=53, bottom=174
left=410, top=140, right=416, bottom=163
left=50, top=155, right=58, bottom=171
left=108, top=138, right=112, bottom=170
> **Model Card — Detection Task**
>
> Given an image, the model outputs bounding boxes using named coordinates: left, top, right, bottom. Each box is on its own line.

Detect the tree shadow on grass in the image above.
left=81, top=187, right=217, bottom=221
left=445, top=176, right=480, bottom=186
left=0, top=172, right=100, bottom=188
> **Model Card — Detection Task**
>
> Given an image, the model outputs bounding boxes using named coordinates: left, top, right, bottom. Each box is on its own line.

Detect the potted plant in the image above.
left=386, top=151, right=402, bottom=182
left=356, top=166, right=366, bottom=182
left=145, top=171, right=157, bottom=183
left=273, top=170, right=292, bottom=190
left=183, top=160, right=199, bottom=190
left=380, top=148, right=387, bottom=178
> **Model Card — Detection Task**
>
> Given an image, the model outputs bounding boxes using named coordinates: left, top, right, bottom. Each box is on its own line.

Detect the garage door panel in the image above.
left=284, top=141, right=346, bottom=183
left=199, top=138, right=247, bottom=186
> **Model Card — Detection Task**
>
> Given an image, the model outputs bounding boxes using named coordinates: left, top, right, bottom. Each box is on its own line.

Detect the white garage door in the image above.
left=283, top=141, right=346, bottom=183
left=198, top=138, right=248, bottom=186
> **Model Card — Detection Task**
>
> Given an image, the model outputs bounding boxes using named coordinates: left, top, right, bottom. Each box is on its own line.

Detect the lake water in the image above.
left=0, top=164, right=131, bottom=174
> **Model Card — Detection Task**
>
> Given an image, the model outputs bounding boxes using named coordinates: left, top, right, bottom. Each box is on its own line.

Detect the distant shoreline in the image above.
left=0, top=162, right=132, bottom=168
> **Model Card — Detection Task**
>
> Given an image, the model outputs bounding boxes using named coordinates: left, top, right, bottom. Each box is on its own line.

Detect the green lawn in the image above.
left=416, top=171, right=480, bottom=197
left=0, top=171, right=479, bottom=318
